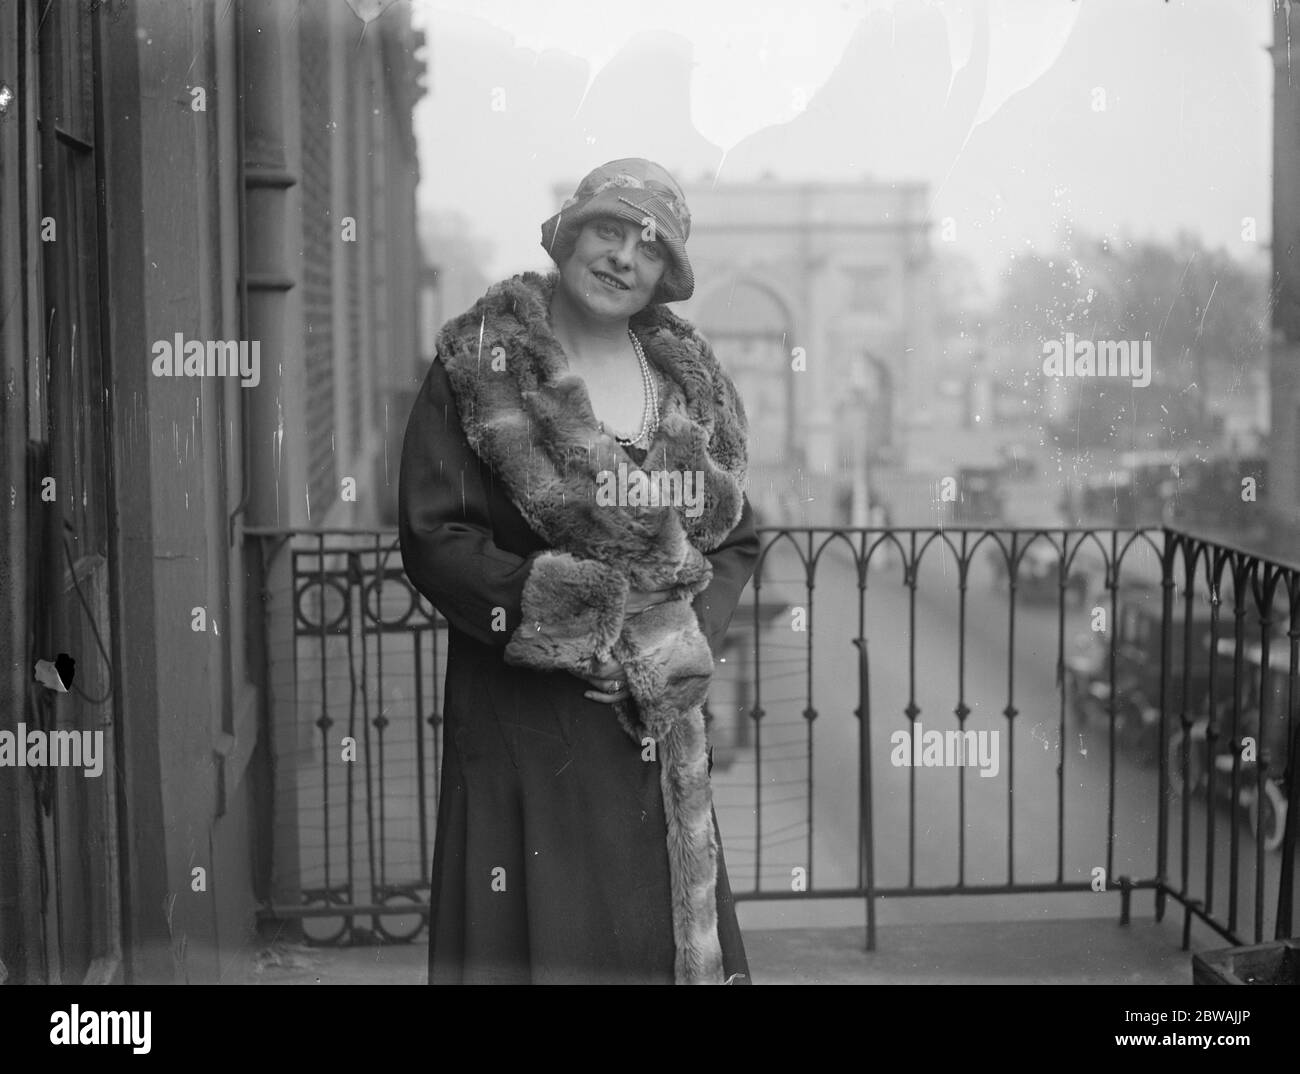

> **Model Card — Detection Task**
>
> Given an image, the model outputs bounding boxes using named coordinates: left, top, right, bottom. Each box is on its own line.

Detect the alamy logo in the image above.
left=50, top=1006, right=150, bottom=1053
left=0, top=724, right=104, bottom=778
left=890, top=722, right=1000, bottom=778
left=151, top=335, right=261, bottom=387
left=595, top=463, right=705, bottom=518
left=1042, top=333, right=1151, bottom=387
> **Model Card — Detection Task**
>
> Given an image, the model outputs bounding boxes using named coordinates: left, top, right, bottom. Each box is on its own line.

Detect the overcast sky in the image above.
left=408, top=0, right=1274, bottom=291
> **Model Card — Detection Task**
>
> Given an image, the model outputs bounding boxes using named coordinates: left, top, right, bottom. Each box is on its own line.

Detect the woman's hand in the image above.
left=572, top=654, right=631, bottom=703
left=570, top=589, right=678, bottom=702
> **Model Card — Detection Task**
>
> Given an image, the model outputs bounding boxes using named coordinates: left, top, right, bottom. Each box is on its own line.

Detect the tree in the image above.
left=990, top=231, right=1266, bottom=449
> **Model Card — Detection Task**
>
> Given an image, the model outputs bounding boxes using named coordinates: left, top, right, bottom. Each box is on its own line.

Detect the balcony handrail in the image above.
left=244, top=521, right=1299, bottom=953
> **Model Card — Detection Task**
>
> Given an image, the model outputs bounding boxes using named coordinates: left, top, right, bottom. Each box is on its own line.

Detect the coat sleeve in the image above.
left=692, top=493, right=760, bottom=662
left=690, top=342, right=760, bottom=663
left=397, top=356, right=628, bottom=670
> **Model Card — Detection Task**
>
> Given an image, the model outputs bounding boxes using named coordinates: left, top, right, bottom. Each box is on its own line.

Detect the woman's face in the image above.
left=559, top=216, right=667, bottom=320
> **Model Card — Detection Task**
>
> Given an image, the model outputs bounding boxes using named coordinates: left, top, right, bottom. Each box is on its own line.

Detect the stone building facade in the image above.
left=0, top=0, right=425, bottom=984
left=671, top=178, right=933, bottom=527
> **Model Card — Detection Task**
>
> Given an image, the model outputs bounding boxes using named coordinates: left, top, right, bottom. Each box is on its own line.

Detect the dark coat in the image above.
left=397, top=276, right=759, bottom=985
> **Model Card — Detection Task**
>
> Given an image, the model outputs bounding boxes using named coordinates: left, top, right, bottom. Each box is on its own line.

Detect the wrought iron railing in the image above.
left=245, top=525, right=1299, bottom=953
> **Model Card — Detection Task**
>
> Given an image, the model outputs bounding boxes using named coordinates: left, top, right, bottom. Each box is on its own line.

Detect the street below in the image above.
left=714, top=510, right=1295, bottom=947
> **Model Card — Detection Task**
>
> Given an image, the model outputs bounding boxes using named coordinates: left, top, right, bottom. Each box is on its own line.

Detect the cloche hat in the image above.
left=540, top=158, right=695, bottom=304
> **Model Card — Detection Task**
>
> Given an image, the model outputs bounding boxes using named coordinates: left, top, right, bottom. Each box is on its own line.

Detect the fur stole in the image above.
left=434, top=271, right=748, bottom=984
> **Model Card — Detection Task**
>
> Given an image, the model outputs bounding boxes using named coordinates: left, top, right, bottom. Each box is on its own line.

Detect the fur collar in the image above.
left=435, top=271, right=748, bottom=589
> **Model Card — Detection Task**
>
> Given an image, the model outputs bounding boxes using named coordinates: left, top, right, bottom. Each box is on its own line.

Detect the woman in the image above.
left=398, top=158, right=757, bottom=985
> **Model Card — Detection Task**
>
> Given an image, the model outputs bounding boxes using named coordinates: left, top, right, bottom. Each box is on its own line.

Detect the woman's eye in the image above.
left=595, top=222, right=620, bottom=238
left=639, top=242, right=664, bottom=261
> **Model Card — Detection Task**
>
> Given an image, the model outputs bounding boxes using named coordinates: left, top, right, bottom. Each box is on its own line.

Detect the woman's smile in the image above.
left=590, top=267, right=632, bottom=291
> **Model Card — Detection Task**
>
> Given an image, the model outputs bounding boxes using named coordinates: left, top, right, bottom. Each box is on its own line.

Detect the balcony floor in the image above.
left=239, top=915, right=1197, bottom=985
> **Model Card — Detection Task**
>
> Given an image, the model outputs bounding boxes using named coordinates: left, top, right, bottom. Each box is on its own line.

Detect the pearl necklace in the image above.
left=608, top=330, right=659, bottom=448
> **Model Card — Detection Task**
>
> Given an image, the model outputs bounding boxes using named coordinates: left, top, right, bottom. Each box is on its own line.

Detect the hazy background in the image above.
left=409, top=0, right=1271, bottom=290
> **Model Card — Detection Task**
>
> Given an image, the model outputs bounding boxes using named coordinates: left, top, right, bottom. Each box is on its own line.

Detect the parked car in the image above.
left=954, top=465, right=1004, bottom=524
left=1059, top=467, right=1136, bottom=527
left=1061, top=450, right=1183, bottom=528
left=1167, top=639, right=1291, bottom=851
left=997, top=440, right=1038, bottom=481
left=1162, top=453, right=1268, bottom=530
left=986, top=540, right=1089, bottom=606
left=1064, top=583, right=1218, bottom=764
